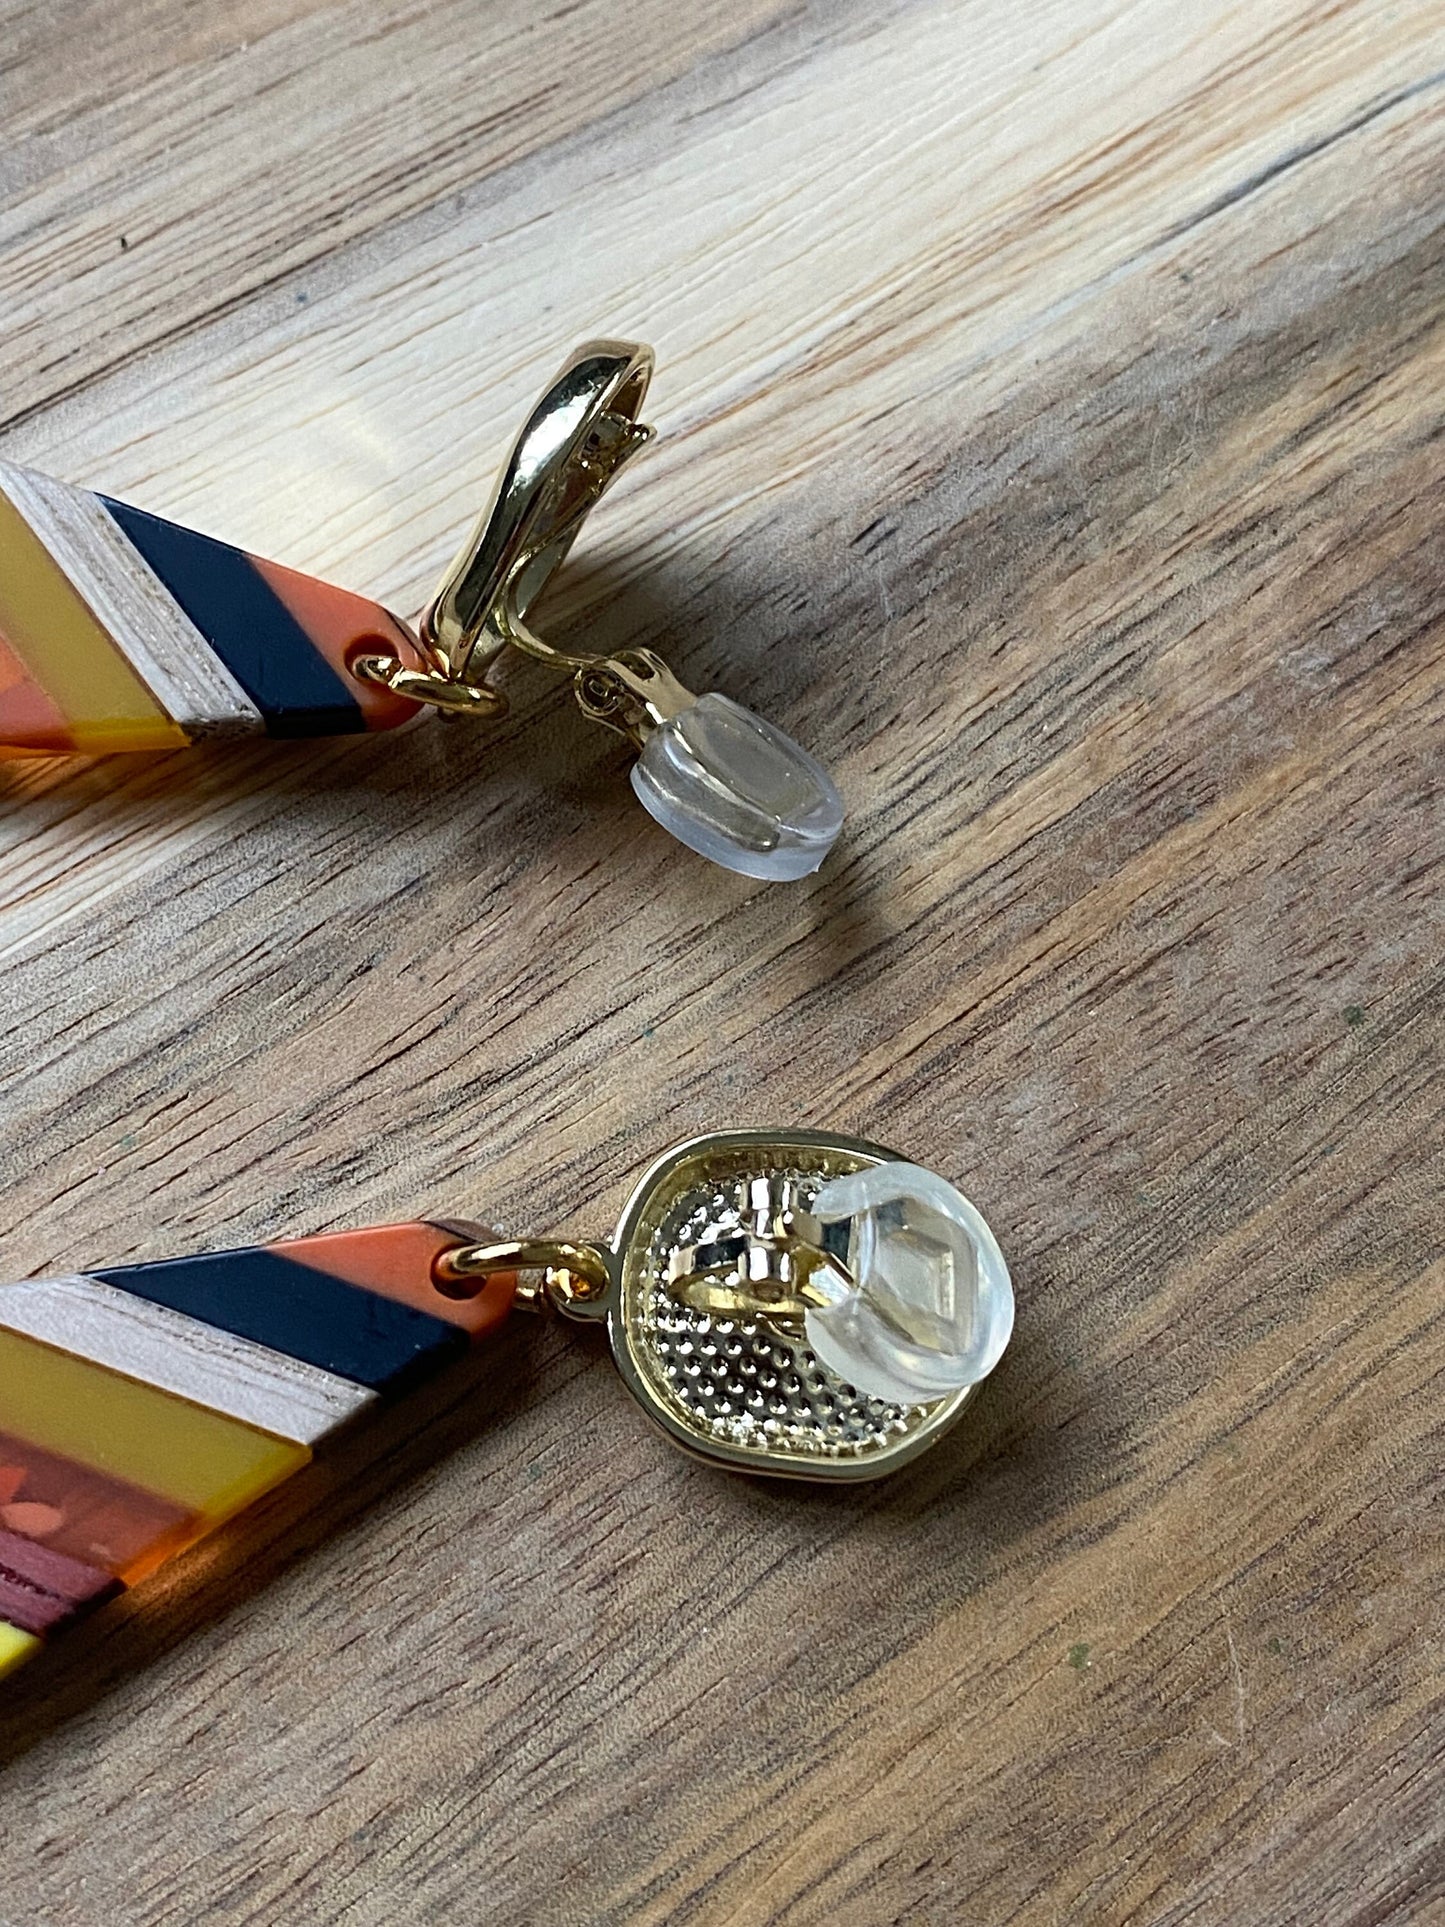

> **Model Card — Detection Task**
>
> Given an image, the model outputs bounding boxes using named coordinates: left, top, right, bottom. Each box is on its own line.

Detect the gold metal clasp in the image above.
left=433, top=1236, right=613, bottom=1317
left=433, top=1175, right=849, bottom=1329
left=422, top=1130, right=988, bottom=1482
left=356, top=339, right=697, bottom=738
left=663, top=1174, right=845, bottom=1319
left=354, top=340, right=845, bottom=883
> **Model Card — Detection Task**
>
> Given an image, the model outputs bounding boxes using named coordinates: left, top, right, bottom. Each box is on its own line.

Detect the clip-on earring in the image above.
left=0, top=1127, right=1013, bottom=1677
left=0, top=341, right=843, bottom=880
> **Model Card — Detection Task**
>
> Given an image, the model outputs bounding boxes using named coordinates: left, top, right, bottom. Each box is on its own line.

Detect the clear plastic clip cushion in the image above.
left=385, top=340, right=846, bottom=883
left=630, top=692, right=844, bottom=881
left=804, top=1163, right=1015, bottom=1406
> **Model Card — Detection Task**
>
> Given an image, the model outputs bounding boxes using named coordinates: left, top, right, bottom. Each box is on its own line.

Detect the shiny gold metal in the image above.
left=433, top=1236, right=614, bottom=1316
left=570, top=647, right=695, bottom=747
left=350, top=651, right=507, bottom=717
left=663, top=1246, right=835, bottom=1320
left=349, top=340, right=696, bottom=735
left=423, top=340, right=655, bottom=688
left=663, top=1173, right=845, bottom=1319
left=427, top=1130, right=977, bottom=1481
left=662, top=1267, right=828, bottom=1319
left=610, top=1130, right=976, bottom=1480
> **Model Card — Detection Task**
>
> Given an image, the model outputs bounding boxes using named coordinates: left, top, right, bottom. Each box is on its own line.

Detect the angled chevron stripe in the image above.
left=94, top=1245, right=471, bottom=1394
left=0, top=1622, right=40, bottom=1678
left=101, top=495, right=428, bottom=737
left=0, top=632, right=70, bottom=752
left=0, top=1221, right=516, bottom=1677
left=0, top=484, right=186, bottom=754
left=250, top=554, right=426, bottom=725
left=0, top=1328, right=309, bottom=1522
left=0, top=1275, right=375, bottom=1445
left=0, top=458, right=425, bottom=754
left=277, top=1221, right=517, bottom=1341
left=0, top=463, right=260, bottom=739
left=0, top=1527, right=119, bottom=1637
left=0, top=1426, right=196, bottom=1582
left=102, top=496, right=368, bottom=734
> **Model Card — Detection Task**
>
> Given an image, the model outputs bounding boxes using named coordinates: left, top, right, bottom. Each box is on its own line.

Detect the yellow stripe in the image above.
left=0, top=1327, right=308, bottom=1521
left=0, top=1621, right=41, bottom=1678
left=0, top=487, right=187, bottom=752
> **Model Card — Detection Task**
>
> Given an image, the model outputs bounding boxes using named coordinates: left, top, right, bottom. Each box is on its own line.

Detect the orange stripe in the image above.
left=0, top=630, right=76, bottom=752
left=278, top=1222, right=515, bottom=1341
left=249, top=556, right=425, bottom=733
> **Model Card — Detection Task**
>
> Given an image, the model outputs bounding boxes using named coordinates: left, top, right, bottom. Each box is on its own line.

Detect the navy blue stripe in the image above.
left=95, top=1249, right=468, bottom=1395
left=100, top=497, right=366, bottom=737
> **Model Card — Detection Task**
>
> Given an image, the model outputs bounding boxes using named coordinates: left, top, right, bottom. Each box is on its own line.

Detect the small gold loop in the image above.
left=434, top=1238, right=613, bottom=1315
left=350, top=652, right=508, bottom=719
left=665, top=1268, right=828, bottom=1321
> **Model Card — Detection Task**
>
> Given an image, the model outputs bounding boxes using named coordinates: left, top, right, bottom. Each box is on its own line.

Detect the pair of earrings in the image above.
left=0, top=346, right=1015, bottom=1681
left=0, top=341, right=842, bottom=881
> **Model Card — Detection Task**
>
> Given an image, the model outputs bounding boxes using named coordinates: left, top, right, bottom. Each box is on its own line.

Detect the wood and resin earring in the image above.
left=0, top=1129, right=1012, bottom=1677
left=0, top=343, right=843, bottom=880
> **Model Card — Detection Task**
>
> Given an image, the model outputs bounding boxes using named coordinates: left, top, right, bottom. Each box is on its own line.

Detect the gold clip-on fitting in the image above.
left=663, top=1173, right=841, bottom=1320
left=418, top=340, right=658, bottom=711
left=423, top=1129, right=1016, bottom=1482
left=355, top=340, right=843, bottom=882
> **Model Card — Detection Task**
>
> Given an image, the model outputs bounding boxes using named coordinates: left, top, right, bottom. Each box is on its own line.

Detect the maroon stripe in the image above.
left=0, top=1525, right=119, bottom=1634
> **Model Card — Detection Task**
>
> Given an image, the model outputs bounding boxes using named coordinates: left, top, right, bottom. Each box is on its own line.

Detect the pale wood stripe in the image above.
left=0, top=1274, right=375, bottom=1445
left=0, top=487, right=185, bottom=752
left=0, top=462, right=262, bottom=740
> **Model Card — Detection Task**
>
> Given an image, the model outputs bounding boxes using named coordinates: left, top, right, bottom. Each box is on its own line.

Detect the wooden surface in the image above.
left=1, top=1, right=1442, bottom=1921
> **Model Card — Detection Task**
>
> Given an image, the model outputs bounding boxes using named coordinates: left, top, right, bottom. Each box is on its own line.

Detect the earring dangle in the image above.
left=0, top=342, right=843, bottom=880
left=0, top=1128, right=1013, bottom=1678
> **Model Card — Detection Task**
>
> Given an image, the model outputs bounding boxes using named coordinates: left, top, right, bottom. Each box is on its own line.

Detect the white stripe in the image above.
left=0, top=461, right=263, bottom=738
left=0, top=1273, right=374, bottom=1445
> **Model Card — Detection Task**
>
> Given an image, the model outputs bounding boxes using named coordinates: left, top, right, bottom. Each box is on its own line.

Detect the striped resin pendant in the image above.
left=0, top=460, right=425, bottom=753
left=0, top=1129, right=1015, bottom=1681
left=0, top=1221, right=514, bottom=1676
left=0, top=341, right=844, bottom=879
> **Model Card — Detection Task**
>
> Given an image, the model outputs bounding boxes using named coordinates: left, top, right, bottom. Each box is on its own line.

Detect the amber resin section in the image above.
left=0, top=1222, right=513, bottom=1672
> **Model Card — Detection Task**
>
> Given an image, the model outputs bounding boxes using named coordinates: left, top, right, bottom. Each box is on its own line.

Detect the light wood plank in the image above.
left=0, top=1, right=1440, bottom=1924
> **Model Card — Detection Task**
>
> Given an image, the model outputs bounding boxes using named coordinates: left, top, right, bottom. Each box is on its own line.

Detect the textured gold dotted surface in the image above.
left=618, top=1143, right=952, bottom=1468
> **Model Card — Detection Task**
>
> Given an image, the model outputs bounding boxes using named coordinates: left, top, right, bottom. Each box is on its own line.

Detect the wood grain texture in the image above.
left=0, top=1, right=1442, bottom=1923
left=0, top=1274, right=376, bottom=1444
left=0, top=461, right=263, bottom=738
